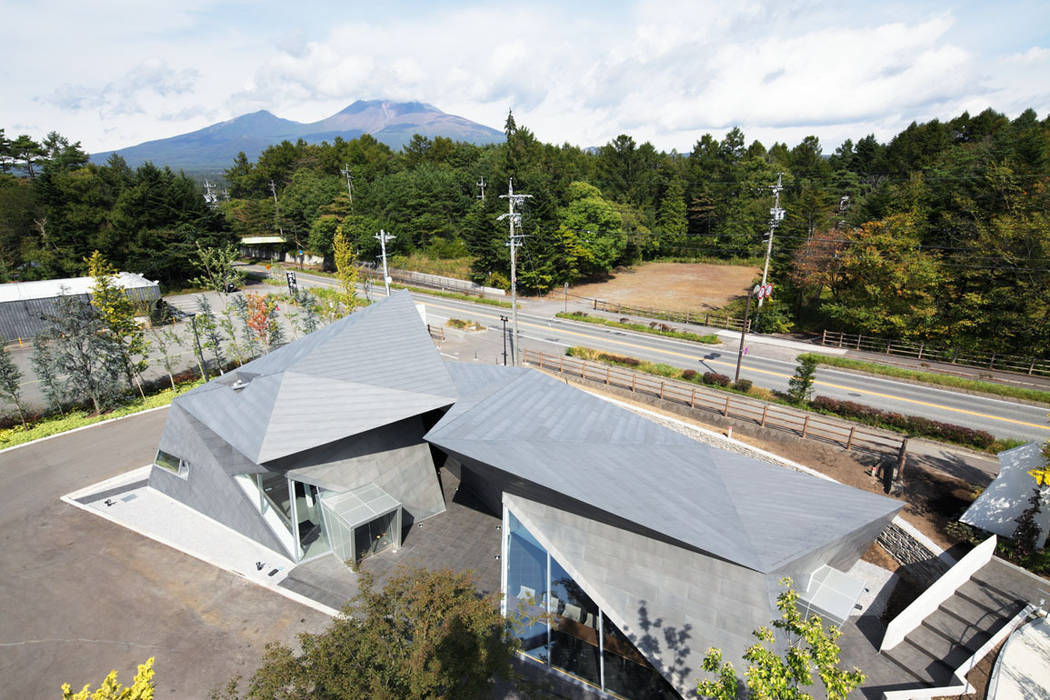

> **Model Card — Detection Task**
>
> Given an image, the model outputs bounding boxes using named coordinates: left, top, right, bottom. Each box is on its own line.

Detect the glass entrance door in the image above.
left=353, top=510, right=398, bottom=562
left=293, top=481, right=331, bottom=561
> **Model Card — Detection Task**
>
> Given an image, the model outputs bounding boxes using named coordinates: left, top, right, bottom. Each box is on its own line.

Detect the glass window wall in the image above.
left=504, top=508, right=679, bottom=699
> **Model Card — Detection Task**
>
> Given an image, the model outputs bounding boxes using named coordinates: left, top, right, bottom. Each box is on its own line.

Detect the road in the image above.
left=8, top=269, right=1049, bottom=444
left=387, top=287, right=1050, bottom=444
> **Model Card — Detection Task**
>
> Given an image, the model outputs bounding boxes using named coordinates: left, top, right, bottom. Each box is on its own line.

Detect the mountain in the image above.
left=90, top=100, right=505, bottom=173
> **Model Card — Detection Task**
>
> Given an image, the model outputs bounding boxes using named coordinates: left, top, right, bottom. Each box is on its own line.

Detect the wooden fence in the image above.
left=588, top=297, right=749, bottom=332
left=522, top=349, right=904, bottom=454
left=819, top=330, right=1050, bottom=377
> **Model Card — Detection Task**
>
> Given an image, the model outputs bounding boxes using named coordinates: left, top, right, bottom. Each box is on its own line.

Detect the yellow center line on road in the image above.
left=423, top=299, right=1050, bottom=434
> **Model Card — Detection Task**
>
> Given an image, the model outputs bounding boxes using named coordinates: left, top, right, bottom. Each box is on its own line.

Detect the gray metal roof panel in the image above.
left=173, top=290, right=456, bottom=463
left=427, top=368, right=902, bottom=572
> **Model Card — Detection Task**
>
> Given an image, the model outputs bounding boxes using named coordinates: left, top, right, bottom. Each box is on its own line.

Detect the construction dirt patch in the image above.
left=561, top=262, right=760, bottom=313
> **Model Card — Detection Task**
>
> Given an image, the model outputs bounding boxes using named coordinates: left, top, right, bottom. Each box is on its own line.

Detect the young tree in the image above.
left=297, top=290, right=322, bottom=335
left=88, top=251, right=148, bottom=399
left=333, top=225, right=360, bottom=314
left=787, top=355, right=819, bottom=405
left=265, top=297, right=285, bottom=350
left=191, top=242, right=245, bottom=295
left=1013, top=487, right=1045, bottom=560
left=30, top=335, right=66, bottom=415
left=62, top=656, right=154, bottom=700
left=219, top=304, right=245, bottom=366
left=232, top=294, right=262, bottom=360
left=195, top=295, right=226, bottom=375
left=219, top=568, right=516, bottom=699
left=241, top=292, right=270, bottom=350
left=0, top=345, right=28, bottom=428
left=148, top=326, right=182, bottom=391
left=698, top=580, right=864, bottom=700
left=35, top=294, right=126, bottom=414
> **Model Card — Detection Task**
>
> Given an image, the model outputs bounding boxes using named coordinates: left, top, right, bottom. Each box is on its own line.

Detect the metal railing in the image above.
left=819, top=330, right=1050, bottom=377
left=522, top=350, right=904, bottom=453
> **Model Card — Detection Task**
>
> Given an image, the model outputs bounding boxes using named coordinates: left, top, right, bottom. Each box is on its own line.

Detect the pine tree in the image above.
left=787, top=355, right=819, bottom=405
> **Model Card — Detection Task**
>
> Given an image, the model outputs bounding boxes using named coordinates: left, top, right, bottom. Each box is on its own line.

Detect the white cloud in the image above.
left=2, top=1, right=1049, bottom=154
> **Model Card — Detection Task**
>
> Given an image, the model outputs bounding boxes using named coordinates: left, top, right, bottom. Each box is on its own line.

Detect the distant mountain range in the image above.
left=90, top=100, right=505, bottom=173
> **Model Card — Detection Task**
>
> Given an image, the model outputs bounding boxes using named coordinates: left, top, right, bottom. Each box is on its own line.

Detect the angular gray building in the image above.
left=149, top=290, right=902, bottom=699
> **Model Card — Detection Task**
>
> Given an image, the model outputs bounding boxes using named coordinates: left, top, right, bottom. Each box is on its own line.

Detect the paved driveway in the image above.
left=0, top=408, right=330, bottom=697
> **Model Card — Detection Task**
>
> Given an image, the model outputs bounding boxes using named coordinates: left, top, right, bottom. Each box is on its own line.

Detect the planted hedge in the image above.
left=811, top=395, right=997, bottom=450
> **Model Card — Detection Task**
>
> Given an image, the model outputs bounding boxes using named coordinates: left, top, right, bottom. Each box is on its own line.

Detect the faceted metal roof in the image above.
left=427, top=364, right=902, bottom=573
left=174, top=291, right=456, bottom=464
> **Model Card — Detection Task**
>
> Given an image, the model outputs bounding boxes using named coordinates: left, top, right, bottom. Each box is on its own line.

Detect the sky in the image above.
left=3, top=0, right=1049, bottom=155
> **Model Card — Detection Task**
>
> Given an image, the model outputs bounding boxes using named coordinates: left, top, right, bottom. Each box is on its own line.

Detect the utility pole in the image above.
left=759, top=174, right=784, bottom=307
left=734, top=285, right=760, bottom=383
left=340, top=164, right=354, bottom=207
left=375, top=229, right=395, bottom=296
left=477, top=176, right=486, bottom=201
left=269, top=181, right=284, bottom=236
left=498, top=178, right=531, bottom=366
left=202, top=179, right=217, bottom=206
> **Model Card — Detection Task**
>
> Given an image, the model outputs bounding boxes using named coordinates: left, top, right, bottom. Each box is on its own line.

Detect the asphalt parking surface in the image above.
left=0, top=408, right=331, bottom=697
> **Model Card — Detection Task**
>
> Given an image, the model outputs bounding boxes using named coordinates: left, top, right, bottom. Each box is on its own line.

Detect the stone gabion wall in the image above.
left=878, top=522, right=951, bottom=585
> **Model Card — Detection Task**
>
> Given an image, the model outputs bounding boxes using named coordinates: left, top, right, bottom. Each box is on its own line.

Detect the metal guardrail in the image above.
left=522, top=349, right=904, bottom=454
left=819, top=330, right=1050, bottom=377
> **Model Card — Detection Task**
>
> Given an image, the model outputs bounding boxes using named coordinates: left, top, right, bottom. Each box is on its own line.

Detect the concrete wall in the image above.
left=507, top=494, right=773, bottom=698
left=881, top=536, right=998, bottom=651
left=149, top=404, right=290, bottom=557
left=273, top=416, right=446, bottom=527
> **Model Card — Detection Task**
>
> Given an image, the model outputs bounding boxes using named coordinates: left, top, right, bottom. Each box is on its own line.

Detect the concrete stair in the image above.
left=881, top=563, right=1026, bottom=687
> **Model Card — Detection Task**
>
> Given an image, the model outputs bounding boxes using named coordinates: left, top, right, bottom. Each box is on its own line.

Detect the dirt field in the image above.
left=563, top=262, right=761, bottom=312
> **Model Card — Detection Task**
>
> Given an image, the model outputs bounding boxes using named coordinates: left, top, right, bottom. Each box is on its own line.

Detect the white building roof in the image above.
left=0, top=273, right=158, bottom=304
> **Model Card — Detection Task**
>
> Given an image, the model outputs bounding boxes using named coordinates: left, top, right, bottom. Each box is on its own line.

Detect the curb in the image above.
left=61, top=471, right=342, bottom=619
left=0, top=404, right=171, bottom=455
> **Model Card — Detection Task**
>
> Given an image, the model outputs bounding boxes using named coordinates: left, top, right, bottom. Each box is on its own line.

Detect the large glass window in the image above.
left=550, top=558, right=601, bottom=686
left=507, top=513, right=549, bottom=662
left=503, top=508, right=679, bottom=699
left=602, top=613, right=680, bottom=700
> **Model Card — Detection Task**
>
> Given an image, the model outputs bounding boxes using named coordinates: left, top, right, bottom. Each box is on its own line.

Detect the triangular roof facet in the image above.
left=175, top=291, right=456, bottom=464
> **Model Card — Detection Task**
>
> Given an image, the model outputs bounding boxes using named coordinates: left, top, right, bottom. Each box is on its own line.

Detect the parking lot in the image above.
left=0, top=408, right=331, bottom=697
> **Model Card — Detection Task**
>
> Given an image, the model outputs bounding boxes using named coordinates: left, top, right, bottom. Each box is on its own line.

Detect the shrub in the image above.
left=732, top=379, right=753, bottom=392
left=682, top=369, right=698, bottom=381
left=810, top=395, right=997, bottom=450
left=703, top=371, right=730, bottom=387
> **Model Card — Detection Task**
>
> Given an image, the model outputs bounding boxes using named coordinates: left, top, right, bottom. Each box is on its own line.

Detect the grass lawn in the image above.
left=799, top=353, right=1050, bottom=406
left=0, top=379, right=204, bottom=451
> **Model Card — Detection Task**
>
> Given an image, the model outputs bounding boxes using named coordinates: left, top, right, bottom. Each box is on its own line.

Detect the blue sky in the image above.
left=3, top=0, right=1048, bottom=154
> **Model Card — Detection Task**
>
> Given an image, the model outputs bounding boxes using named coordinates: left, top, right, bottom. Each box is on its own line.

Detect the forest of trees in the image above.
left=2, top=106, right=1048, bottom=357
